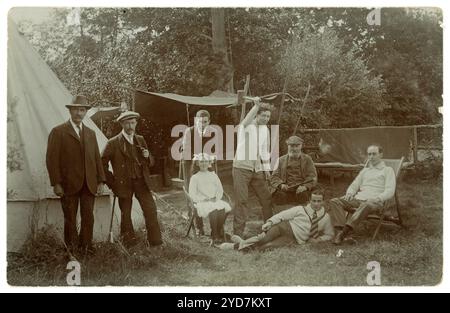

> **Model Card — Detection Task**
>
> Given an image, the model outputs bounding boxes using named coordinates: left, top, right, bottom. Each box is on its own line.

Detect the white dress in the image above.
left=188, top=171, right=232, bottom=218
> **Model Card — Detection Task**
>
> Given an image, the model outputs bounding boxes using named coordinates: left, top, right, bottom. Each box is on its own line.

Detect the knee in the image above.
left=326, top=198, right=339, bottom=209
left=329, top=197, right=341, bottom=204
left=235, top=200, right=247, bottom=208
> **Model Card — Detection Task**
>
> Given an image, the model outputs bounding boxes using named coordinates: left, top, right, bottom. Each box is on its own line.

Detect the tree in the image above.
left=18, top=7, right=442, bottom=129
left=303, top=8, right=443, bottom=125
left=279, top=28, right=385, bottom=137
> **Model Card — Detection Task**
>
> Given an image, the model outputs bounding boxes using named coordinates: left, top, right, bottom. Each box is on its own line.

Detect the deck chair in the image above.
left=347, top=157, right=404, bottom=240
left=369, top=157, right=405, bottom=240
left=183, top=159, right=232, bottom=238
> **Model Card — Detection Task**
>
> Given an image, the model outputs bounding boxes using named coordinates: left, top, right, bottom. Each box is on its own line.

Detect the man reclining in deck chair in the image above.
left=327, top=145, right=396, bottom=245
left=219, top=188, right=334, bottom=251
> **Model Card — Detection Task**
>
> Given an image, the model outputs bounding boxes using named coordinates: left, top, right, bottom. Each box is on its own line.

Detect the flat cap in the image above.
left=286, top=135, right=304, bottom=145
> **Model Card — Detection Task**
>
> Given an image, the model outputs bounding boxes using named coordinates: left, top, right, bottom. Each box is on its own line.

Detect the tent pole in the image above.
left=413, top=126, right=418, bottom=163
left=277, top=76, right=289, bottom=126
left=186, top=103, right=191, bottom=127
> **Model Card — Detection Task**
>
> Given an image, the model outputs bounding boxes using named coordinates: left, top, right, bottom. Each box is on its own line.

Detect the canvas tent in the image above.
left=6, top=21, right=143, bottom=252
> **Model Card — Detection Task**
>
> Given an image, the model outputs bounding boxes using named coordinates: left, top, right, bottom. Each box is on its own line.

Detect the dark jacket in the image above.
left=101, top=133, right=155, bottom=198
left=269, top=153, right=318, bottom=194
left=46, top=121, right=106, bottom=195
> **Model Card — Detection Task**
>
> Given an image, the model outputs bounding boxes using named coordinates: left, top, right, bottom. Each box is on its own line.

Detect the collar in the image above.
left=69, top=119, right=82, bottom=133
left=305, top=204, right=324, bottom=217
left=368, top=161, right=386, bottom=170
left=288, top=153, right=304, bottom=161
left=121, top=129, right=134, bottom=144
left=250, top=120, right=269, bottom=129
left=195, top=125, right=208, bottom=137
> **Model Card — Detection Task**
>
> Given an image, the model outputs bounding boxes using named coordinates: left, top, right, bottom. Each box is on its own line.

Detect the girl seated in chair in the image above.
left=189, top=153, right=232, bottom=245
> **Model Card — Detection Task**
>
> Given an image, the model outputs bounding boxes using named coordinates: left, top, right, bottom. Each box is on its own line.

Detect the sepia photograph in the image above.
left=5, top=5, right=443, bottom=287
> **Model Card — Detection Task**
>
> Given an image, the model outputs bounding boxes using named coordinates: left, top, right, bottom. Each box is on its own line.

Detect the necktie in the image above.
left=310, top=211, right=319, bottom=239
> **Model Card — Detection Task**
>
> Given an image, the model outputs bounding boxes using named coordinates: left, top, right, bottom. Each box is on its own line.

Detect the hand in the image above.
left=262, top=221, right=273, bottom=232
left=264, top=171, right=270, bottom=180
left=97, top=183, right=105, bottom=195
left=343, top=193, right=354, bottom=201
left=280, top=184, right=289, bottom=192
left=296, top=185, right=308, bottom=194
left=142, top=149, right=150, bottom=158
left=53, top=184, right=64, bottom=197
left=366, top=198, right=382, bottom=206
left=309, top=238, right=320, bottom=244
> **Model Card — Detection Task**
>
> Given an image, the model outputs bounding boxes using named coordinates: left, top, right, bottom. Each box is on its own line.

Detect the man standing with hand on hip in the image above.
left=101, top=110, right=163, bottom=248
left=46, top=95, right=106, bottom=254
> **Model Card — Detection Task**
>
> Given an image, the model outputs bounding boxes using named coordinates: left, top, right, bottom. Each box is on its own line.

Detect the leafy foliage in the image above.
left=17, top=7, right=442, bottom=146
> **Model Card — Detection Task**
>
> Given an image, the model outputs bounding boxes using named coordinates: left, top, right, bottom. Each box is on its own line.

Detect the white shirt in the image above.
left=196, top=125, right=209, bottom=137
left=121, top=130, right=134, bottom=145
left=69, top=119, right=83, bottom=137
left=233, top=120, right=271, bottom=172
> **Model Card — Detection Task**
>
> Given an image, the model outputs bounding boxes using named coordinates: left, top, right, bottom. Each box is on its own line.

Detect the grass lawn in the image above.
left=7, top=174, right=443, bottom=286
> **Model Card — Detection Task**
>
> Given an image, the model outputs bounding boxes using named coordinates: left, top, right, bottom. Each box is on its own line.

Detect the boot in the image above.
left=333, top=225, right=353, bottom=245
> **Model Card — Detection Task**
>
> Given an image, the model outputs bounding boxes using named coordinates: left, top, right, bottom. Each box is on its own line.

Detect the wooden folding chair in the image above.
left=183, top=185, right=198, bottom=238
left=368, top=157, right=405, bottom=240
left=183, top=159, right=232, bottom=238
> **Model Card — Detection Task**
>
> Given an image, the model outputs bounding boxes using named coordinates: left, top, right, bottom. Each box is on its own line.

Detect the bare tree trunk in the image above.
left=211, top=8, right=234, bottom=93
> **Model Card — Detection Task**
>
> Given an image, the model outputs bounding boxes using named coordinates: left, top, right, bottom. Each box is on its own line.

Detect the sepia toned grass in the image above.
left=7, top=175, right=442, bottom=287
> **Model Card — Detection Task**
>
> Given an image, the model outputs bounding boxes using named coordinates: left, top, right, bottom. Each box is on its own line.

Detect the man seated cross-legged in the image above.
left=327, top=145, right=396, bottom=245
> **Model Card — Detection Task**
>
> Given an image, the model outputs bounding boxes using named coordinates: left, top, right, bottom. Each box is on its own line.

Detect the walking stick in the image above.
left=108, top=195, right=117, bottom=243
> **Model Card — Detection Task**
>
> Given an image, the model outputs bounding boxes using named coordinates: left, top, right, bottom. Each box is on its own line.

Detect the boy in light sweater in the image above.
left=224, top=188, right=334, bottom=251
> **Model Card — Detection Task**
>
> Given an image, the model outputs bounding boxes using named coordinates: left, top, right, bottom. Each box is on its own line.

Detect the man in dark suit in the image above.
left=46, top=95, right=106, bottom=253
left=101, top=111, right=163, bottom=247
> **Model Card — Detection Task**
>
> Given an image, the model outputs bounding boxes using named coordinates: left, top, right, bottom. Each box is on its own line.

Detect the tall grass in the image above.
left=7, top=176, right=443, bottom=286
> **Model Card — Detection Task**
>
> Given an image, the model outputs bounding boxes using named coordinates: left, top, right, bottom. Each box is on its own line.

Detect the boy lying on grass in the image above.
left=220, top=188, right=334, bottom=251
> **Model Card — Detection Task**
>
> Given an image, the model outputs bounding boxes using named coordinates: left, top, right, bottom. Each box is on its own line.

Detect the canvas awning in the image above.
left=136, top=90, right=238, bottom=106
left=135, top=90, right=299, bottom=108
left=87, top=106, right=123, bottom=121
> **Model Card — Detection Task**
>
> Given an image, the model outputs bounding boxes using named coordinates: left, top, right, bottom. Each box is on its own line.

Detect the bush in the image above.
left=404, top=154, right=443, bottom=182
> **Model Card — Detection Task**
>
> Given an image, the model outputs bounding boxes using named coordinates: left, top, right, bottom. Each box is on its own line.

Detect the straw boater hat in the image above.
left=116, top=111, right=140, bottom=123
left=65, top=95, right=91, bottom=109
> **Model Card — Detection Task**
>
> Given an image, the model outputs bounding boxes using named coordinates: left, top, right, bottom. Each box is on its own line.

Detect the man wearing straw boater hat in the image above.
left=46, top=95, right=106, bottom=254
left=101, top=110, right=163, bottom=248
